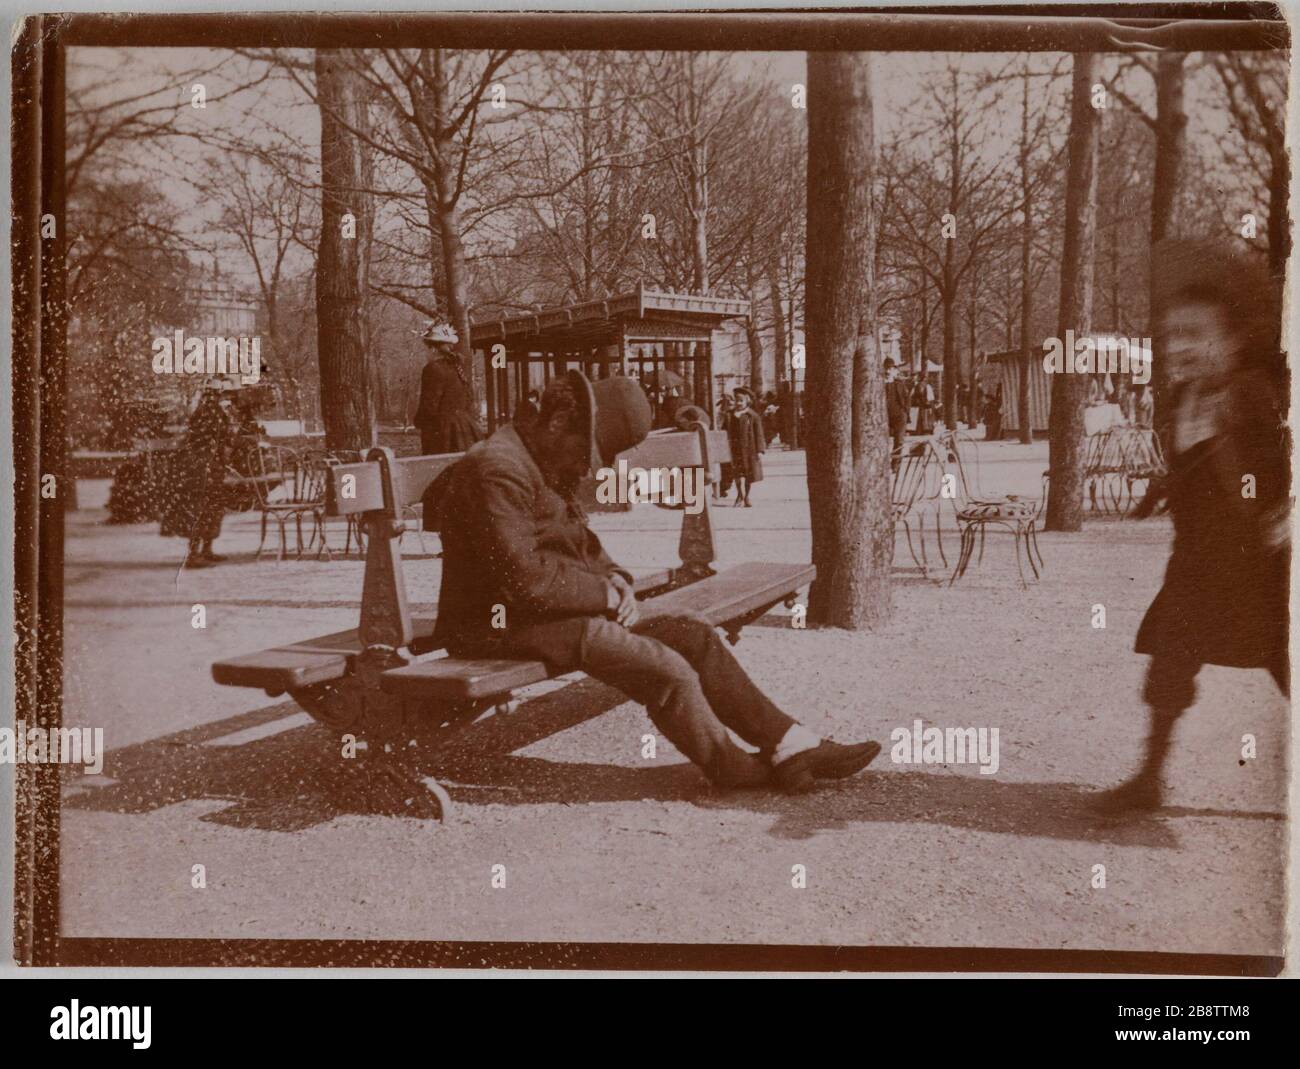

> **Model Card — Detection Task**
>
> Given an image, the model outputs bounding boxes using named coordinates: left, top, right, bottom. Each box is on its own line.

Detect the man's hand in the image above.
left=607, top=573, right=640, bottom=629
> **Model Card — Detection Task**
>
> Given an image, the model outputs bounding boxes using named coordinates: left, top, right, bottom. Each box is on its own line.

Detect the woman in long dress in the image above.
left=415, top=318, right=484, bottom=533
left=160, top=379, right=238, bottom=566
left=1094, top=242, right=1289, bottom=814
left=414, top=317, right=483, bottom=455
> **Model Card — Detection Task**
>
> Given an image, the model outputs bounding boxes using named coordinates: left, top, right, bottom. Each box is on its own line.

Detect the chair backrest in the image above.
left=927, top=433, right=976, bottom=506
left=248, top=444, right=296, bottom=507
left=294, top=452, right=331, bottom=505
left=892, top=443, right=929, bottom=513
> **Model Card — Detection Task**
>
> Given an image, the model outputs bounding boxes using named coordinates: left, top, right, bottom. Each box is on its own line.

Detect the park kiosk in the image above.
left=470, top=282, right=748, bottom=431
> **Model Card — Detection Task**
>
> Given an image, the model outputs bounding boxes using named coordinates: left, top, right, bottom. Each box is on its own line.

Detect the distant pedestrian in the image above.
left=913, top=373, right=935, bottom=435
left=516, top=388, right=541, bottom=424
left=160, top=376, right=238, bottom=568
left=413, top=317, right=482, bottom=457
left=985, top=384, right=1003, bottom=441
left=884, top=358, right=909, bottom=469
left=727, top=387, right=765, bottom=508
left=761, top=391, right=781, bottom=447
left=715, top=395, right=735, bottom=500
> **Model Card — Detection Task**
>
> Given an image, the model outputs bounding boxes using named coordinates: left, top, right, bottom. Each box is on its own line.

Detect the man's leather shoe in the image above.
left=774, top=739, right=882, bottom=794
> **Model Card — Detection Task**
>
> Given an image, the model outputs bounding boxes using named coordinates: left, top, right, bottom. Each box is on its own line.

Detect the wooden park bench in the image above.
left=211, top=423, right=815, bottom=820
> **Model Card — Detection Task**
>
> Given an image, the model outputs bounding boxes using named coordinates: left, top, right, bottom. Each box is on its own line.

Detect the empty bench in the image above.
left=212, top=422, right=814, bottom=818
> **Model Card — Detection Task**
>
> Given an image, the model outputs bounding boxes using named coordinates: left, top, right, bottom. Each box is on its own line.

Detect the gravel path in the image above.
left=59, top=443, right=1287, bottom=954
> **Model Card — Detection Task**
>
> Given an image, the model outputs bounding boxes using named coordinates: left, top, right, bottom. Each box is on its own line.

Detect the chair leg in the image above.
left=933, top=507, right=949, bottom=567
left=901, top=519, right=923, bottom=572
left=1012, top=529, right=1029, bottom=589
left=1023, top=523, right=1041, bottom=581
left=257, top=510, right=269, bottom=560
left=976, top=523, right=986, bottom=566
left=915, top=514, right=930, bottom=576
left=314, top=512, right=330, bottom=561
left=1029, top=522, right=1045, bottom=571
left=952, top=526, right=976, bottom=585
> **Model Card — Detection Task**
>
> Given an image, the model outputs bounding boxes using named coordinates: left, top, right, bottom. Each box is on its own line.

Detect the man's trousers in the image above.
left=500, top=609, right=797, bottom=782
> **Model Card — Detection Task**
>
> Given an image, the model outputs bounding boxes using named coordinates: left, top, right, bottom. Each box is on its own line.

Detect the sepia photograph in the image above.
left=6, top=4, right=1295, bottom=984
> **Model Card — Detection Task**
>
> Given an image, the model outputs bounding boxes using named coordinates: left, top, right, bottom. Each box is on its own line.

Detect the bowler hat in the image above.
left=564, top=370, right=652, bottom=469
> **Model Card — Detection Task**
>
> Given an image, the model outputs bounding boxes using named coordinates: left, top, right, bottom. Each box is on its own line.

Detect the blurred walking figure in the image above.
left=727, top=386, right=765, bottom=508
left=1094, top=242, right=1290, bottom=815
left=413, top=317, right=482, bottom=456
left=160, top=376, right=238, bottom=568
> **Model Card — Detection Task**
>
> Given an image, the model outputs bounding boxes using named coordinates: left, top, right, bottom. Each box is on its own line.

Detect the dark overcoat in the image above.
left=1134, top=368, right=1289, bottom=669
left=415, top=356, right=482, bottom=455
left=727, top=408, right=765, bottom=482
left=429, top=424, right=630, bottom=659
left=159, top=394, right=232, bottom=542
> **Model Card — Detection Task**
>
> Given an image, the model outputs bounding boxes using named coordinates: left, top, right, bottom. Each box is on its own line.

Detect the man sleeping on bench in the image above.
left=428, top=369, right=882, bottom=793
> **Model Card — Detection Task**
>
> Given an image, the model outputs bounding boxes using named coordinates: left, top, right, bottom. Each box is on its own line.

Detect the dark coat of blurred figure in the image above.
left=1094, top=240, right=1290, bottom=815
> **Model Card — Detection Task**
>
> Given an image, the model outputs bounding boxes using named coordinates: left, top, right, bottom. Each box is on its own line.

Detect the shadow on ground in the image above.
left=63, top=676, right=1281, bottom=847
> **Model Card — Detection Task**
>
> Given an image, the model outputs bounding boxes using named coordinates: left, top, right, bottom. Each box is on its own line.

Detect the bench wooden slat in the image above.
left=211, top=616, right=438, bottom=693
left=381, top=657, right=552, bottom=701
left=379, top=562, right=814, bottom=702
left=211, top=568, right=677, bottom=695
left=644, top=561, right=814, bottom=624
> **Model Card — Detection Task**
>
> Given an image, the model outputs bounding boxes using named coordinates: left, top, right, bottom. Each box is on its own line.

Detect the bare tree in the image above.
left=881, top=61, right=1019, bottom=426
left=1106, top=52, right=1189, bottom=427
left=1211, top=51, right=1289, bottom=275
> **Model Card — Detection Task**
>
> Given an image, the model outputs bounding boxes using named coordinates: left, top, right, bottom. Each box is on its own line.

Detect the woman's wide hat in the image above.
left=417, top=317, right=460, bottom=345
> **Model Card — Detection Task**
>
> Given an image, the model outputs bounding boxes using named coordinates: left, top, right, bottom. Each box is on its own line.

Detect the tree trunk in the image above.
left=1018, top=67, right=1034, bottom=444
left=805, top=51, right=892, bottom=629
left=745, top=308, right=764, bottom=396
left=941, top=238, right=958, bottom=426
left=315, top=49, right=376, bottom=452
left=768, top=254, right=787, bottom=387
left=1045, top=54, right=1101, bottom=533
left=1148, top=52, right=1187, bottom=443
